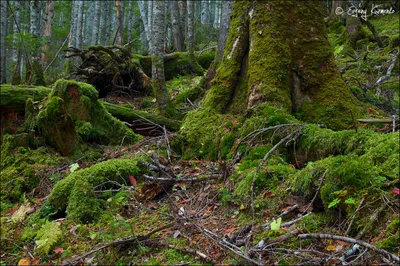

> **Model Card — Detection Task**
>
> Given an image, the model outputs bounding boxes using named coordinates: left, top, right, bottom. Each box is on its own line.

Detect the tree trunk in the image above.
left=41, top=0, right=54, bottom=65
left=104, top=1, right=112, bottom=45
left=210, top=0, right=215, bottom=26
left=148, top=1, right=153, bottom=54
left=187, top=0, right=203, bottom=74
left=170, top=0, right=185, bottom=51
left=91, top=1, right=100, bottom=45
left=0, top=0, right=7, bottom=84
left=138, top=0, right=149, bottom=52
left=116, top=0, right=124, bottom=46
left=127, top=0, right=133, bottom=42
left=178, top=1, right=187, bottom=39
left=75, top=0, right=83, bottom=49
left=86, top=0, right=95, bottom=45
left=151, top=0, right=169, bottom=111
left=216, top=0, right=232, bottom=64
left=201, top=0, right=209, bottom=25
left=201, top=0, right=360, bottom=130
left=30, top=0, right=45, bottom=86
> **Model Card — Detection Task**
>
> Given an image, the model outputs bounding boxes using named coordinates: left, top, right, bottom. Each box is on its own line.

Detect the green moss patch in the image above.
left=37, top=80, right=140, bottom=155
left=48, top=159, right=143, bottom=223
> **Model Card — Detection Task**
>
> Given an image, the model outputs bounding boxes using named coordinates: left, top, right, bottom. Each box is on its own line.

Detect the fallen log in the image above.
left=0, top=85, right=181, bottom=140
left=101, top=101, right=181, bottom=133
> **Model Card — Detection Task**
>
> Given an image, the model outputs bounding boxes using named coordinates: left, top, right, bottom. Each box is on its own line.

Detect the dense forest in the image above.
left=0, top=0, right=399, bottom=265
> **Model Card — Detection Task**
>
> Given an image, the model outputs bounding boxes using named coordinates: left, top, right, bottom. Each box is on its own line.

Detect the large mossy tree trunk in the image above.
left=202, top=0, right=360, bottom=129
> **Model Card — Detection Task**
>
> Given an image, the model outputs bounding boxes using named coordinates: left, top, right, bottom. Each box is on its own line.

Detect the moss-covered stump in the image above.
left=0, top=85, right=51, bottom=138
left=37, top=80, right=140, bottom=155
left=102, top=101, right=181, bottom=133
left=134, top=51, right=215, bottom=80
left=48, top=159, right=142, bottom=223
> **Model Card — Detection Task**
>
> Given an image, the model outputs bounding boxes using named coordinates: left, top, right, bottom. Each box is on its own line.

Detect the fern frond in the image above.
left=35, top=221, right=63, bottom=255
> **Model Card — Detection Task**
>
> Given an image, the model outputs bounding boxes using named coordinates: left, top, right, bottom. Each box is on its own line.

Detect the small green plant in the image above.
left=35, top=221, right=63, bottom=255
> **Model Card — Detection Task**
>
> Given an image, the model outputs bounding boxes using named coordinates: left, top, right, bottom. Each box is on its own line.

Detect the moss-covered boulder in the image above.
left=48, top=159, right=142, bottom=223
left=36, top=80, right=140, bottom=155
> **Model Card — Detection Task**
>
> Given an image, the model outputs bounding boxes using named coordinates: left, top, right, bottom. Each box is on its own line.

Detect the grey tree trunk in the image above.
left=178, top=1, right=186, bottom=38
left=69, top=0, right=77, bottom=48
left=104, top=1, right=112, bottom=45
left=210, top=0, right=215, bottom=26
left=75, top=0, right=83, bottom=49
left=127, top=0, right=133, bottom=42
left=152, top=0, right=169, bottom=111
left=195, top=1, right=201, bottom=22
left=91, top=0, right=101, bottom=45
left=116, top=0, right=124, bottom=45
left=213, top=0, right=220, bottom=28
left=30, top=0, right=45, bottom=85
left=41, top=0, right=54, bottom=65
left=170, top=1, right=185, bottom=51
left=86, top=1, right=95, bottom=45
left=12, top=0, right=22, bottom=84
left=216, top=0, right=233, bottom=63
left=187, top=0, right=202, bottom=74
left=0, top=0, right=7, bottom=83
left=148, top=1, right=153, bottom=54
left=201, top=0, right=209, bottom=25
left=138, top=0, right=149, bottom=51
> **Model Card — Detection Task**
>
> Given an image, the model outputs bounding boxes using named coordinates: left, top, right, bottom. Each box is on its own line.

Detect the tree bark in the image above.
left=0, top=0, right=7, bottom=84
left=202, top=0, right=360, bottom=130
left=187, top=0, right=203, bottom=74
left=138, top=0, right=149, bottom=52
left=91, top=1, right=101, bottom=45
left=75, top=0, right=83, bottom=49
left=41, top=0, right=54, bottom=64
left=170, top=0, right=185, bottom=51
left=116, top=0, right=124, bottom=46
left=216, top=0, right=233, bottom=64
left=151, top=0, right=169, bottom=111
left=29, top=0, right=45, bottom=86
left=148, top=1, right=154, bottom=54
left=201, top=0, right=209, bottom=25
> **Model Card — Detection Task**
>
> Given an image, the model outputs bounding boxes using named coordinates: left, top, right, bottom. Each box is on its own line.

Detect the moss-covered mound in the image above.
left=36, top=80, right=140, bottom=155
left=292, top=129, right=399, bottom=208
left=0, top=85, right=51, bottom=110
left=48, top=159, right=143, bottom=223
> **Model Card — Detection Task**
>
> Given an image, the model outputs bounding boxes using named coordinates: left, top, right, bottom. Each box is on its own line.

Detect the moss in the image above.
left=0, top=85, right=51, bottom=109
left=36, top=80, right=140, bottom=155
left=291, top=131, right=399, bottom=209
left=48, top=159, right=143, bottom=223
left=197, top=49, right=215, bottom=69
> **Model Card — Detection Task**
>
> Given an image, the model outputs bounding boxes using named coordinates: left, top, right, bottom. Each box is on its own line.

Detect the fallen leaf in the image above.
left=177, top=199, right=190, bottom=205
left=270, top=218, right=282, bottom=231
left=129, top=175, right=137, bottom=187
left=240, top=204, right=245, bottom=210
left=392, top=187, right=399, bottom=195
left=326, top=244, right=336, bottom=251
left=263, top=191, right=275, bottom=198
left=18, top=258, right=31, bottom=266
left=224, top=227, right=239, bottom=234
left=327, top=258, right=341, bottom=265
left=70, top=225, right=77, bottom=236
left=54, top=248, right=65, bottom=254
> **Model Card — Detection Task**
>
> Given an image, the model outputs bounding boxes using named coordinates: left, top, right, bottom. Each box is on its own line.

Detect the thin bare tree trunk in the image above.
left=148, top=1, right=153, bottom=54
left=41, top=0, right=54, bottom=64
left=116, top=0, right=124, bottom=45
left=216, top=0, right=233, bottom=64
left=201, top=0, right=209, bottom=25
left=91, top=1, right=100, bottom=45
left=0, top=0, right=7, bottom=83
left=75, top=0, right=83, bottom=49
left=12, top=0, right=22, bottom=84
left=138, top=0, right=149, bottom=51
left=187, top=0, right=202, bottom=74
left=29, top=0, right=45, bottom=85
left=152, top=0, right=169, bottom=111
left=127, top=0, right=133, bottom=42
left=170, top=0, right=185, bottom=51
